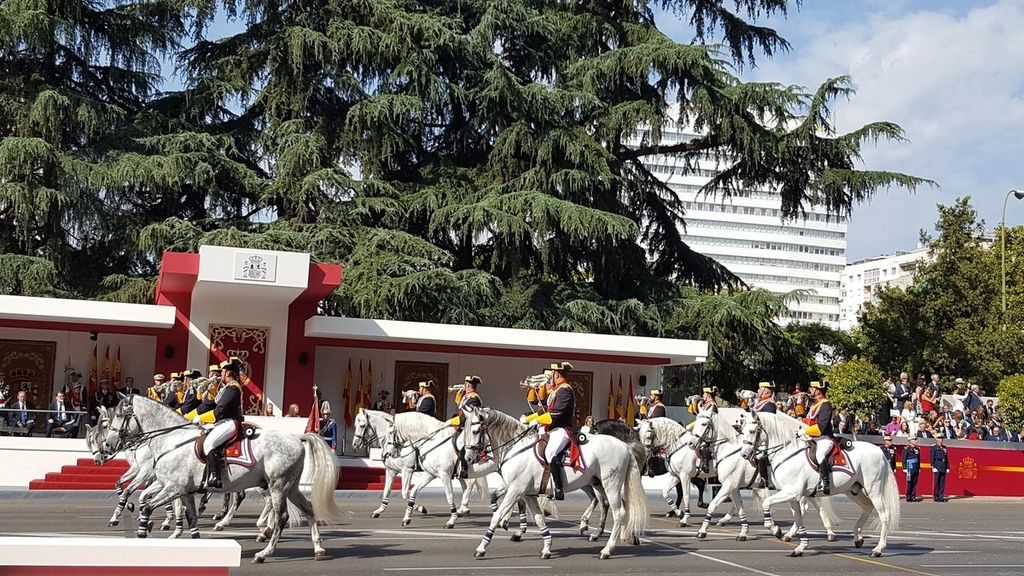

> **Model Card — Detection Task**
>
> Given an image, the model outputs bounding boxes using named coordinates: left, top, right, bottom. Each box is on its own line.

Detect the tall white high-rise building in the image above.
left=641, top=129, right=846, bottom=328
left=839, top=246, right=929, bottom=330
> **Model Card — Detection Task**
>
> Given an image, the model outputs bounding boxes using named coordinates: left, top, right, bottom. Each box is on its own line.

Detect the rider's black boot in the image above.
left=206, top=449, right=225, bottom=490
left=550, top=461, right=565, bottom=501
left=818, top=459, right=832, bottom=496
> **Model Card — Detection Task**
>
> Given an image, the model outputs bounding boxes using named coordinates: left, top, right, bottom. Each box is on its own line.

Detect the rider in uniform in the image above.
left=163, top=373, right=182, bottom=410
left=697, top=386, right=718, bottom=474
left=524, top=362, right=575, bottom=500
left=192, top=358, right=244, bottom=490
left=448, top=375, right=483, bottom=478
left=801, top=380, right=835, bottom=495
left=750, top=381, right=777, bottom=488
left=178, top=370, right=202, bottom=416
left=415, top=381, right=436, bottom=416
left=646, top=389, right=666, bottom=419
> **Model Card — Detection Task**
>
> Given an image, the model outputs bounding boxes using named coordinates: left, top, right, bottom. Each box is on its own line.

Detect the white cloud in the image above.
left=748, top=0, right=1024, bottom=258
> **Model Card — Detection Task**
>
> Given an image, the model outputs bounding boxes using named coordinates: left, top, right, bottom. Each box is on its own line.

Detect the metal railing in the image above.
left=0, top=407, right=90, bottom=438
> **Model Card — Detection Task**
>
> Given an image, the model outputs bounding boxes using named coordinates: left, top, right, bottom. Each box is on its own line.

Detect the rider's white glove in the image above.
left=526, top=420, right=540, bottom=430
left=520, top=415, right=529, bottom=425
left=192, top=416, right=201, bottom=424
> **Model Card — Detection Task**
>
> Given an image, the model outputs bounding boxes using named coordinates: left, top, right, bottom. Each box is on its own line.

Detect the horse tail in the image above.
left=473, top=476, right=489, bottom=504
left=872, top=462, right=901, bottom=533
left=302, top=433, right=347, bottom=525
left=619, top=449, right=648, bottom=540
left=627, top=440, right=648, bottom=471
left=539, top=495, right=559, bottom=519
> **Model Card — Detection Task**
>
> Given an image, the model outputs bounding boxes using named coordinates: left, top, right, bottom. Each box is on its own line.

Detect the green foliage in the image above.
left=997, top=375, right=1024, bottom=431
left=860, top=197, right=1024, bottom=388
left=824, top=358, right=887, bottom=423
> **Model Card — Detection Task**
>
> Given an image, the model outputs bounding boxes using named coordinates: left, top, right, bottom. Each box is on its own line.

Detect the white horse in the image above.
left=739, top=411, right=900, bottom=557
left=103, top=395, right=346, bottom=563
left=386, top=411, right=489, bottom=529
left=352, top=409, right=420, bottom=519
left=462, top=406, right=646, bottom=559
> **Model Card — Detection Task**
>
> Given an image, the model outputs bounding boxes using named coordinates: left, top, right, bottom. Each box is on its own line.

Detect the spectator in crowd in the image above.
left=917, top=420, right=934, bottom=439
left=881, top=434, right=897, bottom=472
left=581, top=415, right=595, bottom=434
left=7, top=389, right=36, bottom=431
left=930, top=433, right=949, bottom=502
left=45, top=391, right=77, bottom=438
left=988, top=424, right=1009, bottom=442
left=913, top=375, right=926, bottom=413
left=920, top=374, right=941, bottom=415
left=863, top=420, right=882, bottom=436
left=91, top=379, right=117, bottom=426
left=899, top=401, right=917, bottom=430
left=893, top=372, right=913, bottom=410
left=775, top=401, right=786, bottom=413
left=121, top=376, right=141, bottom=397
left=903, top=436, right=921, bottom=502
left=286, top=403, right=301, bottom=417
left=896, top=421, right=912, bottom=438
left=963, top=383, right=983, bottom=414
left=985, top=399, right=997, bottom=419
left=371, top=391, right=394, bottom=413
left=884, top=413, right=902, bottom=436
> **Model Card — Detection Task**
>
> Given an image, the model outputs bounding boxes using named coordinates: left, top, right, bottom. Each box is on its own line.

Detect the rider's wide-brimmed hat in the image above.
left=549, top=361, right=574, bottom=373
left=208, top=364, right=221, bottom=373
left=219, top=357, right=243, bottom=373
left=758, top=381, right=775, bottom=389
left=170, top=372, right=182, bottom=381
left=152, top=374, right=166, bottom=381
left=184, top=369, right=202, bottom=379
left=649, top=389, right=663, bottom=396
left=702, top=386, right=718, bottom=396
left=417, top=380, right=433, bottom=389
left=810, top=380, right=826, bottom=390
left=464, top=375, right=482, bottom=386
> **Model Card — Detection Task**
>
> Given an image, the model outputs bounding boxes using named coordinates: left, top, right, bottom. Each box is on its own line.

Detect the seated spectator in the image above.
left=896, top=421, right=911, bottom=438
left=863, top=420, right=882, bottom=436
left=7, top=389, right=36, bottom=432
left=286, top=403, right=301, bottom=417
left=988, top=425, right=1009, bottom=442
left=899, top=401, right=917, bottom=429
left=917, top=421, right=934, bottom=439
left=46, top=391, right=77, bottom=438
left=884, top=413, right=901, bottom=436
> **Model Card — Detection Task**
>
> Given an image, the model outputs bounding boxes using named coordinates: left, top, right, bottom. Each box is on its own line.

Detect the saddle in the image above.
left=805, top=438, right=852, bottom=470
left=534, top=432, right=586, bottom=472
left=194, top=422, right=259, bottom=464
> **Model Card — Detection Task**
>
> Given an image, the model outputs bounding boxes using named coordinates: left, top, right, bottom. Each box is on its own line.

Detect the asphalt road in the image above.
left=2, top=491, right=1022, bottom=576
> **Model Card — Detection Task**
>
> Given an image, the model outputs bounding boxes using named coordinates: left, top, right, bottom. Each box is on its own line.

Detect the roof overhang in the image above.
left=305, top=317, right=708, bottom=366
left=0, top=295, right=176, bottom=333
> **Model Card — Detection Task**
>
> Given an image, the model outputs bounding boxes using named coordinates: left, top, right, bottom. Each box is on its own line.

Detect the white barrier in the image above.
left=0, top=536, right=240, bottom=576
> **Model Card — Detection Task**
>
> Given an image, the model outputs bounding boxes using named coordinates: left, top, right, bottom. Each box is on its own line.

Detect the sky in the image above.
left=657, top=0, right=1024, bottom=261
left=167, top=1, right=1024, bottom=262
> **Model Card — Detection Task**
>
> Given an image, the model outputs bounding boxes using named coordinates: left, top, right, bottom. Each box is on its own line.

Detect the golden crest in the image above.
left=958, top=456, right=977, bottom=480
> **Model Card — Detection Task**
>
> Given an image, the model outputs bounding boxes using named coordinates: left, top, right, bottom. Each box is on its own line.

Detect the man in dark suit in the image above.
left=903, top=436, right=921, bottom=502
left=121, top=376, right=141, bottom=397
left=881, top=434, right=897, bottom=472
left=930, top=433, right=950, bottom=502
left=46, top=391, right=77, bottom=438
left=7, top=389, right=36, bottom=433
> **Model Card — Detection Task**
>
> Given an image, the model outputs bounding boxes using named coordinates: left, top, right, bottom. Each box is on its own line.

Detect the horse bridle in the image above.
left=353, top=418, right=381, bottom=450
left=463, top=413, right=527, bottom=469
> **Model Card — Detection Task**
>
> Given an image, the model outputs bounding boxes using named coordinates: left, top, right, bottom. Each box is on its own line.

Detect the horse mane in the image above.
left=361, top=408, right=393, bottom=427
left=393, top=411, right=447, bottom=441
left=129, top=394, right=191, bottom=427
left=479, top=408, right=531, bottom=444
left=756, top=411, right=803, bottom=444
left=644, top=417, right=687, bottom=447
left=592, top=419, right=639, bottom=443
left=704, top=411, right=740, bottom=442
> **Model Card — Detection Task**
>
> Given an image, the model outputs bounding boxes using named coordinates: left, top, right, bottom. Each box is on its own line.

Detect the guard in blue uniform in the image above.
left=930, top=433, right=949, bottom=502
left=903, top=436, right=921, bottom=502
left=415, top=381, right=436, bottom=416
left=751, top=381, right=776, bottom=488
left=193, top=358, right=244, bottom=490
left=524, top=362, right=576, bottom=500
left=881, top=434, right=897, bottom=472
left=647, top=389, right=666, bottom=419
left=801, top=381, right=835, bottom=494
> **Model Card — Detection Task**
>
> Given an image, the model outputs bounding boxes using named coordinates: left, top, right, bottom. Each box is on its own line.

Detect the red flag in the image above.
left=305, top=389, right=320, bottom=433
left=88, top=345, right=98, bottom=404
left=102, top=346, right=111, bottom=382
left=616, top=375, right=624, bottom=420
left=343, top=360, right=353, bottom=427
left=626, top=375, right=636, bottom=426
left=367, top=361, right=374, bottom=409
left=607, top=374, right=615, bottom=419
left=357, top=360, right=365, bottom=411
left=113, top=347, right=122, bottom=389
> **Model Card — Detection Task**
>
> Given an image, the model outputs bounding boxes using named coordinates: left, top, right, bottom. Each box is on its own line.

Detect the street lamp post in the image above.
left=1001, top=189, right=1024, bottom=328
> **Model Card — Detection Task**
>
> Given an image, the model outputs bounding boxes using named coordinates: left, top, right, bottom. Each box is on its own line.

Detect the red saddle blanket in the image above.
left=534, top=434, right=587, bottom=472
left=805, top=441, right=848, bottom=469
left=194, top=422, right=259, bottom=466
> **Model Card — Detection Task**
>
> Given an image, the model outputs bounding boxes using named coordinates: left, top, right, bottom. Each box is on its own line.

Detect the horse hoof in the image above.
left=871, top=550, right=882, bottom=558
left=474, top=550, right=486, bottom=558
left=444, top=523, right=454, bottom=530
left=696, top=532, right=707, bottom=539
left=632, top=537, right=640, bottom=546
left=781, top=534, right=792, bottom=543
left=854, top=538, right=864, bottom=549
left=417, top=506, right=428, bottom=515
left=772, top=527, right=783, bottom=539
left=827, top=534, right=838, bottom=542
left=679, top=521, right=688, bottom=527
left=736, top=535, right=747, bottom=542
left=402, top=519, right=411, bottom=527
left=252, top=555, right=265, bottom=564
left=161, top=524, right=171, bottom=531
left=212, top=513, right=224, bottom=521
left=599, top=552, right=610, bottom=560
left=190, top=533, right=200, bottom=540
left=664, top=511, right=676, bottom=518
left=579, top=527, right=587, bottom=536
left=126, top=503, right=135, bottom=513
left=501, top=521, right=509, bottom=531
left=108, top=521, right=118, bottom=527
left=510, top=533, right=522, bottom=542
left=790, top=550, right=803, bottom=558
left=136, top=532, right=148, bottom=539
left=315, top=550, right=327, bottom=560
left=371, top=512, right=381, bottom=519
left=256, top=535, right=267, bottom=543
left=214, top=524, right=226, bottom=532
left=588, top=534, right=599, bottom=542
left=716, top=520, right=727, bottom=527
